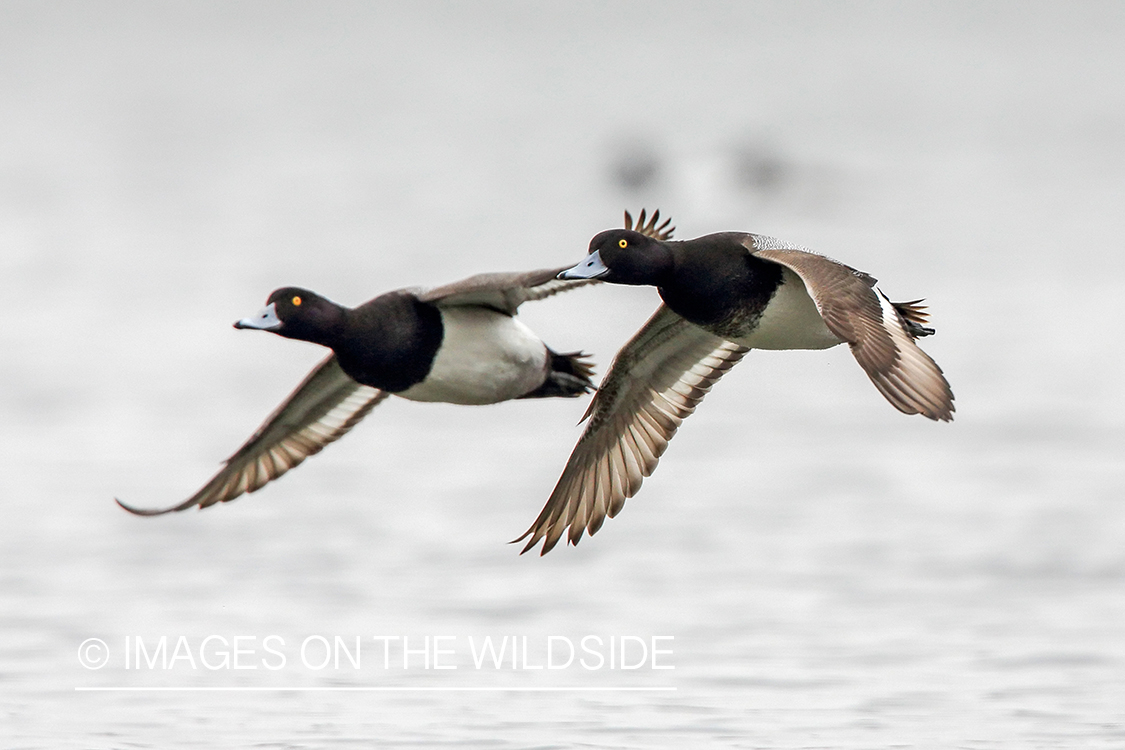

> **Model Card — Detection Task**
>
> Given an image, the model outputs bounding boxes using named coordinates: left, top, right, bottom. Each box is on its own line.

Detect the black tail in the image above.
left=519, top=350, right=596, bottom=399
left=892, top=299, right=936, bottom=339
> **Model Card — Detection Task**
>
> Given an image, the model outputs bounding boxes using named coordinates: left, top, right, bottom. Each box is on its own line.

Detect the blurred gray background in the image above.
left=3, top=1, right=1124, bottom=747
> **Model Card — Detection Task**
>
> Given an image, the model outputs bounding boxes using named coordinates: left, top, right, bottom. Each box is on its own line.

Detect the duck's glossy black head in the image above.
left=234, top=287, right=345, bottom=343
left=559, top=229, right=674, bottom=286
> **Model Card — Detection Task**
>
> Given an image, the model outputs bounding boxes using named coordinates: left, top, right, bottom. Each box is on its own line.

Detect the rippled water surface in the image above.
left=3, top=3, right=1124, bottom=748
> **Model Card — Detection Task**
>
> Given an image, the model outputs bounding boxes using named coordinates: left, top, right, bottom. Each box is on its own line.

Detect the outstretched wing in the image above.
left=750, top=241, right=954, bottom=421
left=419, top=210, right=675, bottom=315
left=516, top=305, right=748, bottom=554
left=418, top=267, right=598, bottom=316
left=117, top=355, right=389, bottom=515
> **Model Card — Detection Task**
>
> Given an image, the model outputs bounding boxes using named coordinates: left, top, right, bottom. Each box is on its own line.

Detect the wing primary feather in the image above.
left=116, top=356, right=388, bottom=516
left=518, top=307, right=748, bottom=554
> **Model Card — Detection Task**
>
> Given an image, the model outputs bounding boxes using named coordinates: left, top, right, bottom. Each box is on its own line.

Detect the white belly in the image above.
left=397, top=307, right=548, bottom=404
left=734, top=268, right=843, bottom=350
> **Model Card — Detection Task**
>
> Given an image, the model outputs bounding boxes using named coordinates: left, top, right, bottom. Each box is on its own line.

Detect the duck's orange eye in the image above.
left=291, top=296, right=302, bottom=306
left=618, top=238, right=628, bottom=248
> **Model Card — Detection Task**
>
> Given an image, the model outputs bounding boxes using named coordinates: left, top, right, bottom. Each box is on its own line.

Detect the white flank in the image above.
left=398, top=307, right=547, bottom=405
left=735, top=268, right=841, bottom=350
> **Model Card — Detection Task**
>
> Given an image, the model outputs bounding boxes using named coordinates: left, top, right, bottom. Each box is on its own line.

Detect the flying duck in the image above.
left=517, top=210, right=954, bottom=554
left=118, top=267, right=598, bottom=516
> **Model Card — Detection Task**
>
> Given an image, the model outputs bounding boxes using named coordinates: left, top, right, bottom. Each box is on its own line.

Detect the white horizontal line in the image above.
left=75, top=685, right=676, bottom=693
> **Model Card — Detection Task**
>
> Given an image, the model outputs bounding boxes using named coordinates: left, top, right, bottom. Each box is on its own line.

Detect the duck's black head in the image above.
left=234, top=287, right=346, bottom=343
left=559, top=229, right=674, bottom=286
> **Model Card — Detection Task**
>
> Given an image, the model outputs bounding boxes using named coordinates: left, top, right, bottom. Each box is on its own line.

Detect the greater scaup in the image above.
left=517, top=213, right=954, bottom=554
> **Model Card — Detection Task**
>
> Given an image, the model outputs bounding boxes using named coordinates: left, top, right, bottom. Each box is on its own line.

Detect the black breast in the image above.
left=332, top=292, right=444, bottom=392
left=657, top=234, right=784, bottom=338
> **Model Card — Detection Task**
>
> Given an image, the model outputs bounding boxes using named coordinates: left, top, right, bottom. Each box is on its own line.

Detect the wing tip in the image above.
left=511, top=526, right=577, bottom=557
left=114, top=496, right=189, bottom=517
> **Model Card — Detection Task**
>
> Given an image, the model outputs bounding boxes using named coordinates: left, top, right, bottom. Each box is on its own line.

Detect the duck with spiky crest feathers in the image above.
left=517, top=210, right=954, bottom=554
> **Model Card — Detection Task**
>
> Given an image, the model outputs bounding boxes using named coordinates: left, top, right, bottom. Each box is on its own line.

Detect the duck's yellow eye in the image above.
left=291, top=296, right=302, bottom=306
left=618, top=238, right=628, bottom=248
